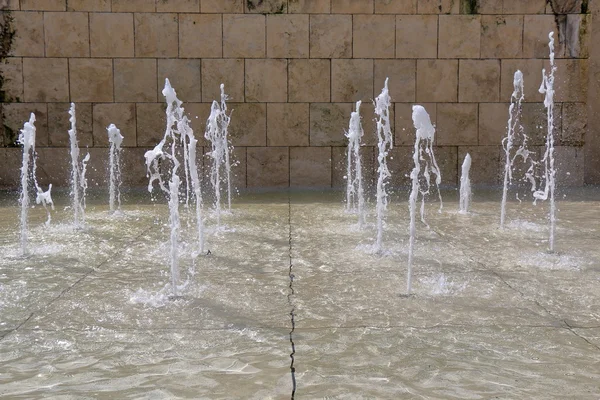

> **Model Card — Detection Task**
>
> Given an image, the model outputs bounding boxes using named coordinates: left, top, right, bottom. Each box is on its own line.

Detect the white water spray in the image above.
left=68, top=103, right=90, bottom=227
left=459, top=153, right=471, bottom=214
left=107, top=124, right=124, bottom=213
left=374, top=79, right=393, bottom=252
left=345, top=100, right=366, bottom=228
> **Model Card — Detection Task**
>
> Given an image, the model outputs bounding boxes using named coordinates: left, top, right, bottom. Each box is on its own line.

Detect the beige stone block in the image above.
left=503, top=0, right=546, bottom=14
left=267, top=15, right=309, bottom=58
left=459, top=60, right=500, bottom=102
left=331, top=146, right=376, bottom=190
left=388, top=146, right=457, bottom=186
left=331, top=59, right=373, bottom=102
left=245, top=0, right=287, bottom=12
left=523, top=16, right=564, bottom=58
left=288, top=59, right=330, bottom=103
left=309, top=103, right=351, bottom=146
left=360, top=102, right=395, bottom=146
left=10, top=12, right=44, bottom=56
left=386, top=146, right=412, bottom=186
left=375, top=0, right=416, bottom=13
left=93, top=103, right=137, bottom=147
left=48, top=103, right=92, bottom=147
left=416, top=59, right=458, bottom=103
left=396, top=15, right=437, bottom=58
left=500, top=59, right=544, bottom=103
left=20, top=0, right=64, bottom=10
left=67, top=0, right=110, bottom=11
left=22, top=58, right=68, bottom=102
left=561, top=102, right=586, bottom=146
left=0, top=58, right=23, bottom=102
left=223, top=14, right=265, bottom=58
left=135, top=13, right=178, bottom=58
left=478, top=103, right=509, bottom=146
left=521, top=102, right=562, bottom=146
left=35, top=147, right=71, bottom=187
left=226, top=146, right=247, bottom=189
left=437, top=103, right=478, bottom=145
left=288, top=0, right=330, bottom=13
left=158, top=59, right=201, bottom=103
left=374, top=60, right=416, bottom=102
left=417, top=0, right=458, bottom=14
left=136, top=103, right=166, bottom=147
left=394, top=103, right=436, bottom=145
left=267, top=103, right=309, bottom=146
left=44, top=12, right=89, bottom=57
left=120, top=147, right=150, bottom=187
left=247, top=147, right=289, bottom=188
left=3, top=0, right=21, bottom=10
left=179, top=14, right=222, bottom=58
left=438, top=15, right=480, bottom=58
left=112, top=0, right=155, bottom=12
left=228, top=103, right=266, bottom=146
left=435, top=146, right=459, bottom=185
left=554, top=59, right=588, bottom=103
left=565, top=14, right=590, bottom=58
left=478, top=0, right=502, bottom=13
left=481, top=15, right=523, bottom=59
left=157, top=0, right=199, bottom=12
left=458, top=146, right=502, bottom=184
left=201, top=0, right=243, bottom=12
left=3, top=103, right=48, bottom=146
left=90, top=13, right=134, bottom=58
left=290, top=147, right=331, bottom=187
left=245, top=59, right=287, bottom=103
left=332, top=0, right=373, bottom=13
left=310, top=14, right=352, bottom=58
left=554, top=146, right=584, bottom=186
left=353, top=15, right=395, bottom=58
left=181, top=102, right=211, bottom=147
left=202, top=59, right=244, bottom=102
left=0, top=148, right=21, bottom=187
left=114, top=59, right=157, bottom=103
left=69, top=58, right=113, bottom=102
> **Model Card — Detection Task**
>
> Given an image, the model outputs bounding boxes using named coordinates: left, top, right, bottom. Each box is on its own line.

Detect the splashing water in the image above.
left=345, top=100, right=366, bottom=228
left=107, top=124, right=124, bottom=214
left=374, top=79, right=393, bottom=252
left=67, top=103, right=90, bottom=228
left=459, top=153, right=471, bottom=214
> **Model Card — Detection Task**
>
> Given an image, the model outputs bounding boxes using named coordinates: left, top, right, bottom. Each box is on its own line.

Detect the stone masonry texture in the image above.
left=0, top=0, right=596, bottom=189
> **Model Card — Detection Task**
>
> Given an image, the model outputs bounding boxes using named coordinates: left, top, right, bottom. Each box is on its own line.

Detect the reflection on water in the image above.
left=0, top=189, right=600, bottom=398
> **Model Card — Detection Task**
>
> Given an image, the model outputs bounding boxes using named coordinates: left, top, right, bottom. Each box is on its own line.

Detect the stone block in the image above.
left=0, top=148, right=21, bottom=187
left=202, top=59, right=244, bottom=102
left=554, top=59, right=588, bottom=103
left=112, top=0, right=155, bottom=12
left=157, top=0, right=199, bottom=12
left=375, top=0, right=416, bottom=13
left=353, top=15, right=395, bottom=58
left=267, top=14, right=309, bottom=58
left=459, top=60, right=500, bottom=102
left=22, top=58, right=68, bottom=102
left=521, top=102, right=562, bottom=146
left=44, top=12, right=89, bottom=57
left=288, top=59, right=330, bottom=103
left=290, top=147, right=331, bottom=187
left=394, top=103, right=436, bottom=146
left=10, top=11, right=44, bottom=57
left=114, top=59, right=158, bottom=103
left=182, top=102, right=211, bottom=147
left=503, top=0, right=546, bottom=14
left=396, top=15, right=437, bottom=59
left=438, top=15, right=480, bottom=58
left=228, top=103, right=266, bottom=146
left=554, top=146, right=584, bottom=186
left=228, top=146, right=247, bottom=189
left=245, top=0, right=287, bottom=13
left=331, top=146, right=376, bottom=191
left=121, top=147, right=151, bottom=187
left=458, top=146, right=503, bottom=185
left=3, top=103, right=48, bottom=146
left=478, top=0, right=502, bottom=13
left=310, top=14, right=352, bottom=58
left=245, top=59, right=287, bottom=103
left=288, top=0, right=330, bottom=13
left=136, top=103, right=166, bottom=147
left=20, top=0, right=64, bottom=10
left=332, top=0, right=373, bottom=13
left=135, top=13, right=178, bottom=58
left=158, top=59, right=201, bottom=103
left=416, top=59, right=458, bottom=102
left=309, top=103, right=351, bottom=146
left=561, top=102, right=586, bottom=146
left=69, top=58, right=113, bottom=102
left=360, top=102, right=395, bottom=146
left=331, top=59, right=373, bottom=102
left=0, top=57, right=23, bottom=102
left=90, top=13, right=134, bottom=58
left=67, top=0, right=110, bottom=11
left=435, top=146, right=459, bottom=185
left=223, top=14, right=265, bottom=58
left=201, top=0, right=243, bottom=12
left=179, top=14, right=222, bottom=58
left=523, top=15, right=564, bottom=58
left=565, top=14, right=591, bottom=58
left=436, top=103, right=478, bottom=145
left=417, top=0, right=458, bottom=14
left=481, top=15, right=523, bottom=59
left=479, top=103, right=509, bottom=146
left=500, top=59, right=544, bottom=103
left=48, top=103, right=92, bottom=147
left=92, top=103, right=137, bottom=147
left=374, top=60, right=416, bottom=102
left=2, top=0, right=20, bottom=10
left=247, top=147, right=289, bottom=188
left=267, top=103, right=309, bottom=146
left=388, top=146, right=457, bottom=186
left=35, top=147, right=71, bottom=187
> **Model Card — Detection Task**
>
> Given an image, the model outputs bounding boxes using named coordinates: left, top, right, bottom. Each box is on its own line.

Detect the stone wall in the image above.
left=0, top=0, right=594, bottom=190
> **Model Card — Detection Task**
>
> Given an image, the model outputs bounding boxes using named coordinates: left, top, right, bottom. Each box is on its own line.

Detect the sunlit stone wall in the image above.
left=0, top=0, right=595, bottom=189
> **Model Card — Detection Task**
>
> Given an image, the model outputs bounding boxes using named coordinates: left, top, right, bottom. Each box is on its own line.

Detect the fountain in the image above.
left=344, top=100, right=366, bottom=228
left=67, top=103, right=90, bottom=228
left=107, top=124, right=124, bottom=214
left=459, top=153, right=471, bottom=214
